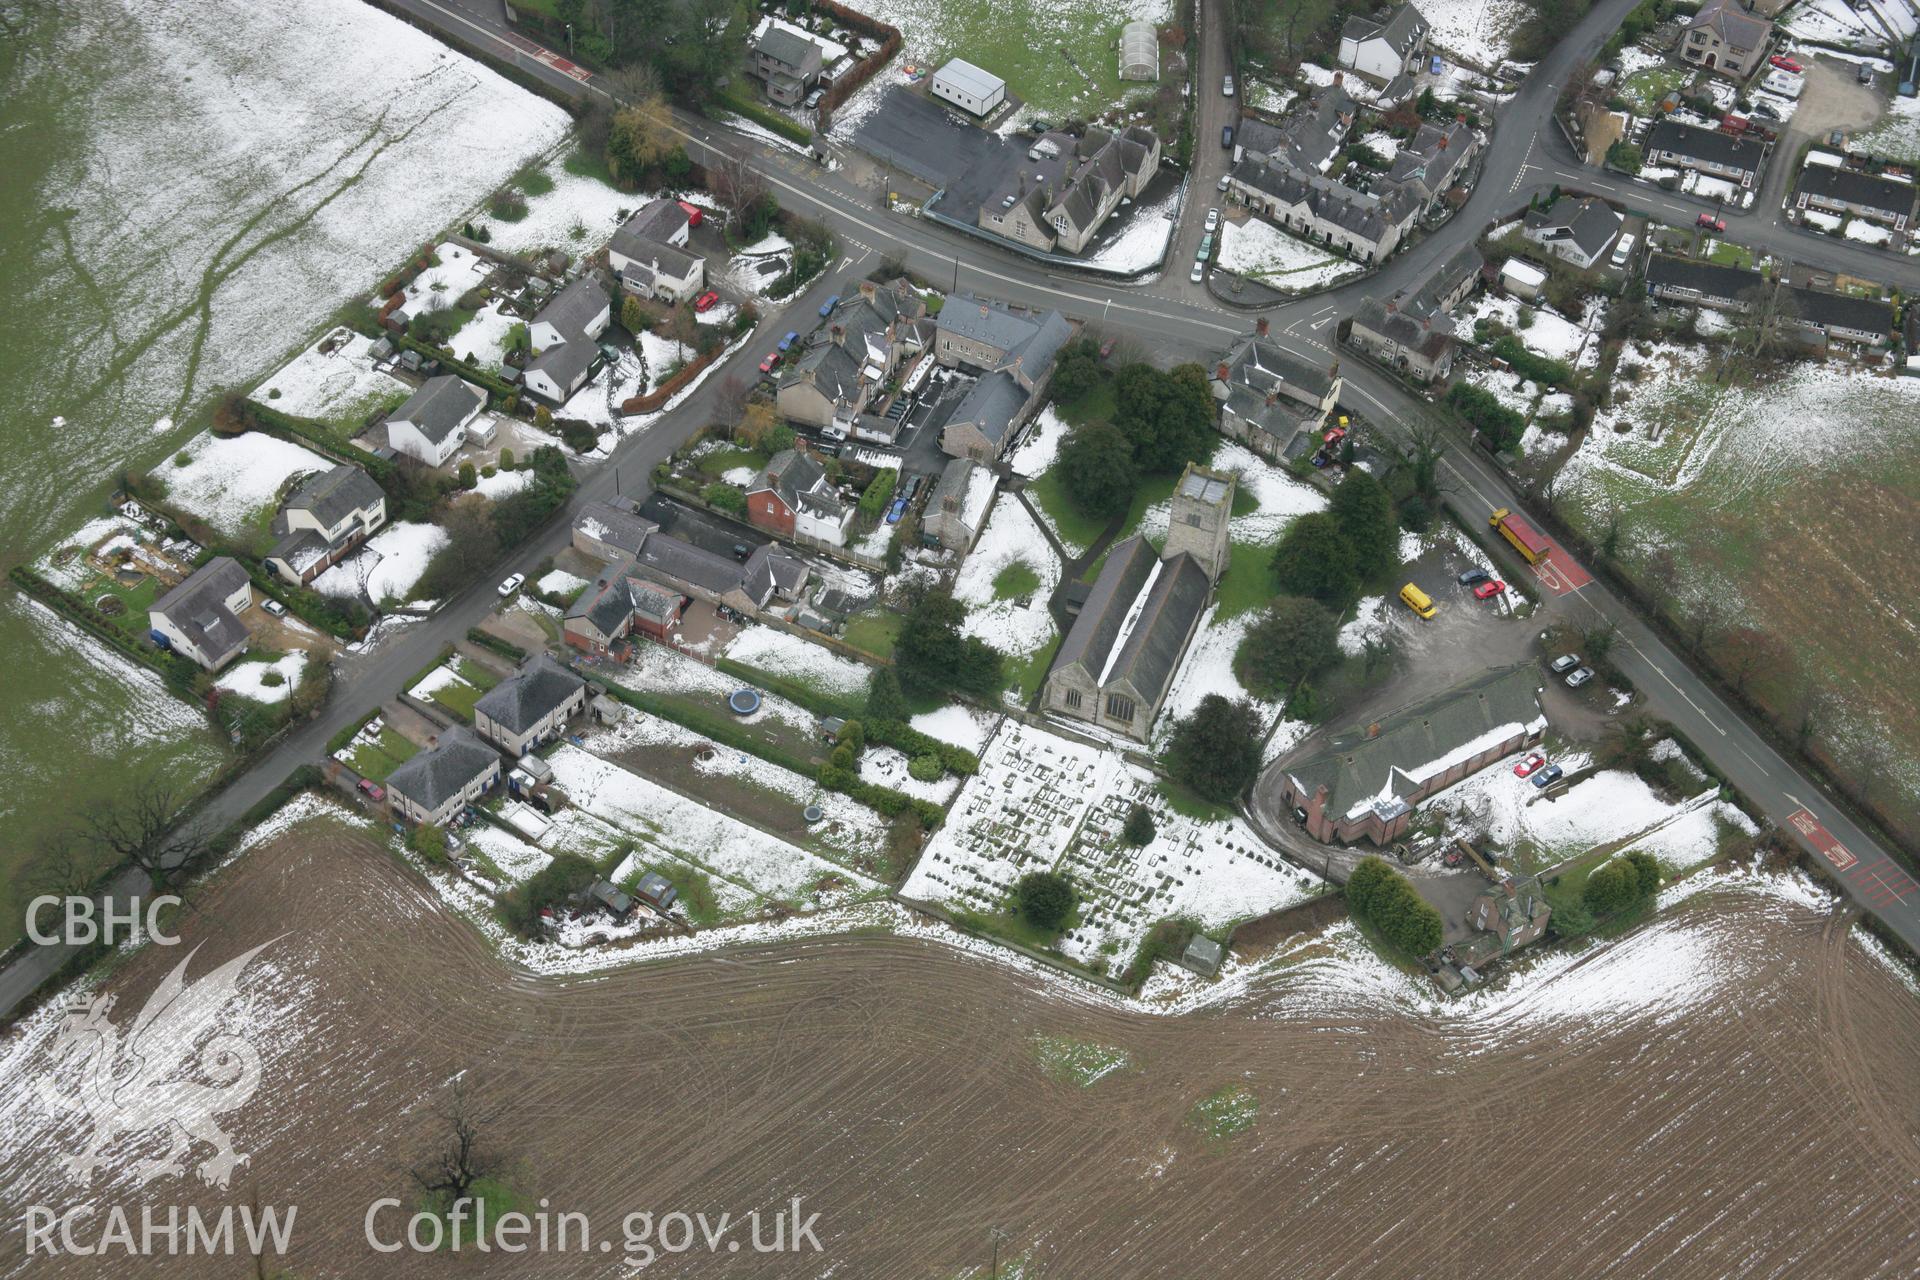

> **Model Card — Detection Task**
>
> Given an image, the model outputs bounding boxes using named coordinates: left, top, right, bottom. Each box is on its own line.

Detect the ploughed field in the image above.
left=3, top=819, right=1918, bottom=1277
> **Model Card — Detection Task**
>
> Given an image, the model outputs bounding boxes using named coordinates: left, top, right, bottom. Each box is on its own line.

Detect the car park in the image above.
left=1190, top=260, right=1205, bottom=283
left=1457, top=568, right=1491, bottom=586
left=1473, top=579, right=1507, bottom=600
left=818, top=294, right=840, bottom=317
left=497, top=573, right=524, bottom=597
left=262, top=597, right=288, bottom=617
left=1696, top=212, right=1726, bottom=232
left=1531, top=764, right=1564, bottom=788
left=693, top=290, right=719, bottom=312
left=1549, top=653, right=1581, bottom=674
left=1513, top=752, right=1546, bottom=778
left=1565, top=666, right=1595, bottom=688
left=778, top=330, right=801, bottom=351
left=1204, top=207, right=1220, bottom=232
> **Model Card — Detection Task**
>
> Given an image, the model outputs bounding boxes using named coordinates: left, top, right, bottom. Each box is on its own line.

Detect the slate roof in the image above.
left=1284, top=665, right=1544, bottom=823
left=1687, top=0, right=1772, bottom=49
left=754, top=24, right=822, bottom=71
left=1645, top=119, right=1764, bottom=172
left=1387, top=120, right=1474, bottom=199
left=534, top=274, right=608, bottom=340
left=1234, top=117, right=1288, bottom=160
left=741, top=544, right=807, bottom=602
left=617, top=239, right=701, bottom=287
left=281, top=464, right=384, bottom=531
left=473, top=654, right=585, bottom=735
left=1645, top=253, right=1765, bottom=301
left=386, top=725, right=499, bottom=815
left=1400, top=242, right=1483, bottom=320
left=1797, top=164, right=1918, bottom=216
left=783, top=340, right=864, bottom=405
left=526, top=336, right=597, bottom=391
left=610, top=198, right=691, bottom=261
left=1783, top=284, right=1894, bottom=336
left=391, top=375, right=484, bottom=444
left=1353, top=296, right=1454, bottom=358
left=567, top=570, right=642, bottom=639
left=1523, top=196, right=1623, bottom=260
left=574, top=497, right=660, bottom=560
left=1343, top=3, right=1428, bottom=53
left=1231, top=156, right=1409, bottom=245
left=1223, top=333, right=1338, bottom=400
left=1051, top=537, right=1210, bottom=712
left=152, top=556, right=251, bottom=663
left=947, top=370, right=1030, bottom=447
left=939, top=295, right=1070, bottom=368
left=751, top=448, right=846, bottom=519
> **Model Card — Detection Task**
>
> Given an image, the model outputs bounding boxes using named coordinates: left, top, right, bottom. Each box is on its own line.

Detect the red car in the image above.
left=357, top=778, right=385, bottom=801
left=676, top=199, right=704, bottom=227
left=758, top=351, right=781, bottom=374
left=1769, top=54, right=1802, bottom=73
left=1697, top=212, right=1727, bottom=232
left=1513, top=753, right=1546, bottom=778
left=1473, top=578, right=1507, bottom=600
left=693, top=290, right=720, bottom=312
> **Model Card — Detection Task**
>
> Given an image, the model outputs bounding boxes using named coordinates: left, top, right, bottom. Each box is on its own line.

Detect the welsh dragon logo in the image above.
left=36, top=940, right=275, bottom=1189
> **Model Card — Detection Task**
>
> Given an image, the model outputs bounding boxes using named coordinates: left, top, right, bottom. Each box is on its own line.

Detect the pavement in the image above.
left=4, top=0, right=1917, bottom=1016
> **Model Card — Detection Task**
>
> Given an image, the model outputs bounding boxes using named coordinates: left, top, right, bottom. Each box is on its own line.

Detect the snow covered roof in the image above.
left=933, top=58, right=1004, bottom=100
left=1052, top=536, right=1211, bottom=709
left=1500, top=258, right=1547, bottom=288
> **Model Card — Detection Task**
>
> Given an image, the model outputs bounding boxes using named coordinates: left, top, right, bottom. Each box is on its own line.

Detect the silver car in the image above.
left=1564, top=666, right=1595, bottom=688
left=1549, top=653, right=1581, bottom=674
left=1189, top=260, right=1206, bottom=284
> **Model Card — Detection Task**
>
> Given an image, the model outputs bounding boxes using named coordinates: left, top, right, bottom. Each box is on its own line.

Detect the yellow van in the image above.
left=1399, top=582, right=1437, bottom=620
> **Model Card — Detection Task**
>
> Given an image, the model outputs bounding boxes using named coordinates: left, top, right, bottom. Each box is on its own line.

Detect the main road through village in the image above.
left=4, top=0, right=1917, bottom=1016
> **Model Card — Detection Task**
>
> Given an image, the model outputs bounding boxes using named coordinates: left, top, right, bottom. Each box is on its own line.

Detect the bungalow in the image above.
left=1644, top=120, right=1765, bottom=189
left=523, top=340, right=599, bottom=405
left=1794, top=165, right=1916, bottom=231
left=1645, top=253, right=1765, bottom=312
left=563, top=569, right=685, bottom=654
left=1275, top=664, right=1546, bottom=845
left=529, top=274, right=612, bottom=351
left=1210, top=321, right=1343, bottom=461
left=1680, top=0, right=1773, bottom=79
left=1043, top=534, right=1214, bottom=742
left=922, top=457, right=998, bottom=552
left=749, top=23, right=823, bottom=107
left=1338, top=5, right=1429, bottom=84
left=385, top=725, right=502, bottom=827
left=1522, top=196, right=1623, bottom=269
left=473, top=654, right=588, bottom=757
left=1781, top=284, right=1894, bottom=346
left=265, top=464, right=387, bottom=586
left=149, top=556, right=252, bottom=672
left=746, top=448, right=854, bottom=546
left=386, top=375, right=486, bottom=467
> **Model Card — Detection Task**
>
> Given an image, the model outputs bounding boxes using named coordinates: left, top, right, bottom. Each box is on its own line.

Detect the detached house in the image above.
left=564, top=568, right=685, bottom=654
left=149, top=556, right=252, bottom=672
left=473, top=654, right=587, bottom=757
left=1644, top=120, right=1765, bottom=189
left=385, top=726, right=502, bottom=827
left=1795, top=165, right=1916, bottom=231
left=266, top=464, right=387, bottom=585
left=1522, top=196, right=1624, bottom=269
left=387, top=375, right=486, bottom=467
left=1276, top=665, right=1545, bottom=845
left=935, top=295, right=1074, bottom=461
left=524, top=273, right=611, bottom=404
left=1680, top=0, right=1773, bottom=79
left=1338, top=5, right=1429, bottom=85
left=746, top=448, right=855, bottom=547
left=749, top=23, right=824, bottom=107
left=1210, top=321, right=1343, bottom=461
left=610, top=198, right=704, bottom=303
left=778, top=341, right=869, bottom=432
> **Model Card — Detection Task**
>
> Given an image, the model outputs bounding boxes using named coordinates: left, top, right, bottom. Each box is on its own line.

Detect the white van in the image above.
left=1609, top=232, right=1637, bottom=269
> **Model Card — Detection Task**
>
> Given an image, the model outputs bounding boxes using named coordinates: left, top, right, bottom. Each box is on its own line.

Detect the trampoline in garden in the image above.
left=803, top=804, right=824, bottom=824
left=727, top=688, right=761, bottom=715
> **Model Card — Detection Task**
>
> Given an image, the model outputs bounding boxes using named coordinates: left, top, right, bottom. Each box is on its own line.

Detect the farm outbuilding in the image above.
left=930, top=59, right=1006, bottom=117
left=1119, top=21, right=1159, bottom=81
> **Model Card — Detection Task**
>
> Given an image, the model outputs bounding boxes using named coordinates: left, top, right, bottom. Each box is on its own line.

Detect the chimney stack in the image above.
left=1333, top=71, right=1344, bottom=86
left=1215, top=361, right=1230, bottom=382
left=1255, top=316, right=1270, bottom=336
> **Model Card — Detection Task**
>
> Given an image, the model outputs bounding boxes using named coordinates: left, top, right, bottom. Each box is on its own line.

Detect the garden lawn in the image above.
left=344, top=727, right=418, bottom=782
left=1027, top=465, right=1112, bottom=558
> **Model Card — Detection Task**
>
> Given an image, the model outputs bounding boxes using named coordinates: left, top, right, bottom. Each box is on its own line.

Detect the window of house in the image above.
left=1064, top=688, right=1083, bottom=710
left=1105, top=694, right=1136, bottom=723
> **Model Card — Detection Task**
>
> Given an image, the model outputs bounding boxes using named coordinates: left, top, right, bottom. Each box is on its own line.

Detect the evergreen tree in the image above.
left=1236, top=596, right=1340, bottom=696
left=1164, top=695, right=1262, bottom=804
left=1329, top=469, right=1398, bottom=578
left=1058, top=420, right=1139, bottom=519
left=1271, top=511, right=1361, bottom=606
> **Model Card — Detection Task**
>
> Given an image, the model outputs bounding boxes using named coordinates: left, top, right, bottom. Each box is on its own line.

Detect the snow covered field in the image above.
left=1216, top=216, right=1364, bottom=290
left=1154, top=605, right=1309, bottom=763
left=951, top=494, right=1061, bottom=662
left=1856, top=90, right=1920, bottom=164
left=253, top=330, right=409, bottom=424
left=151, top=431, right=329, bottom=537
left=723, top=626, right=874, bottom=699
left=1414, top=0, right=1534, bottom=67
left=1459, top=293, right=1608, bottom=369
left=478, top=164, right=642, bottom=258
left=312, top=520, right=447, bottom=604
left=906, top=721, right=1323, bottom=966
left=214, top=653, right=309, bottom=704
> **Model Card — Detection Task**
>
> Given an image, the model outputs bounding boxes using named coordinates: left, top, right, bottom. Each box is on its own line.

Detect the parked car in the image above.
left=1549, top=653, right=1581, bottom=674
left=1696, top=212, right=1727, bottom=232
left=1858, top=63, right=1875, bottom=84
left=357, top=778, right=385, bottom=801
left=1217, top=172, right=1232, bottom=192
left=778, top=330, right=801, bottom=351
left=1189, top=260, right=1206, bottom=283
left=885, top=496, right=909, bottom=524
left=804, top=87, right=825, bottom=109
left=731, top=543, right=751, bottom=561
left=1769, top=54, right=1803, bottom=72
left=1222, top=125, right=1234, bottom=149
left=758, top=351, right=781, bottom=373
left=1222, top=75, right=1235, bottom=97
left=497, top=573, right=524, bottom=598
left=1473, top=579, right=1507, bottom=600
left=1565, top=666, right=1595, bottom=688
left=692, top=290, right=720, bottom=312
left=261, top=597, right=288, bottom=617
left=1205, top=207, right=1221, bottom=232
left=1513, top=752, right=1547, bottom=778
left=1531, top=764, right=1564, bottom=789
left=818, top=294, right=840, bottom=317
left=1196, top=234, right=1213, bottom=259
left=1457, top=568, right=1491, bottom=586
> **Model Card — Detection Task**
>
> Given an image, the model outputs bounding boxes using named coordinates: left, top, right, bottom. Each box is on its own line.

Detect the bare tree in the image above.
left=713, top=373, right=753, bottom=425
left=605, top=62, right=661, bottom=105
left=411, top=1078, right=501, bottom=1205
left=28, top=830, right=97, bottom=901
left=84, top=776, right=213, bottom=894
